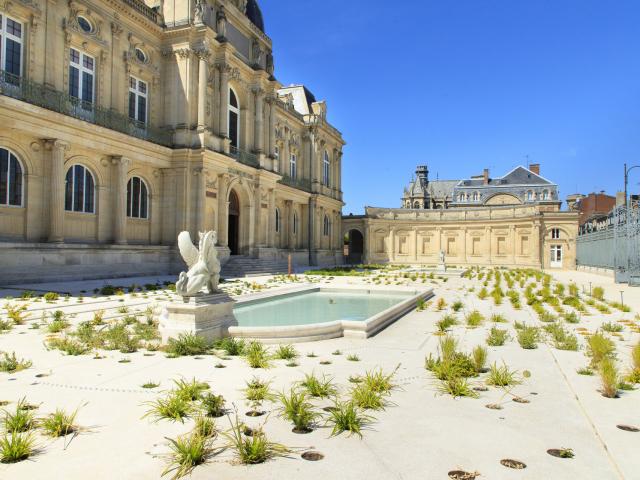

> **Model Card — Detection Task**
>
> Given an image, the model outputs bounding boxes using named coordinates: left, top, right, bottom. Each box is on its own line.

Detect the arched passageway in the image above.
left=345, top=229, right=364, bottom=264
left=228, top=189, right=240, bottom=255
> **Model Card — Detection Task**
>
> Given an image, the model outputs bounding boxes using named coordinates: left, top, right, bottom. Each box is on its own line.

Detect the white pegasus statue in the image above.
left=175, top=230, right=221, bottom=297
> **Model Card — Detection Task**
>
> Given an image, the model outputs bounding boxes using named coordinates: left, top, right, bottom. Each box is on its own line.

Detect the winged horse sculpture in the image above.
left=175, top=230, right=221, bottom=297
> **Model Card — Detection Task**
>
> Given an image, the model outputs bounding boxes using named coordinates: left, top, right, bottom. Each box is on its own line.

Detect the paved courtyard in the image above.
left=0, top=268, right=638, bottom=479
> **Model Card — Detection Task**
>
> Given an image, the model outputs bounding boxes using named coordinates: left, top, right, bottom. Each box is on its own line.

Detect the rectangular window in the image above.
left=69, top=48, right=95, bottom=106
left=0, top=14, right=23, bottom=78
left=472, top=237, right=480, bottom=255
left=497, top=237, right=506, bottom=255
left=289, top=154, right=297, bottom=179
left=446, top=237, right=456, bottom=255
left=128, top=76, right=148, bottom=124
left=323, top=155, right=330, bottom=186
left=422, top=237, right=431, bottom=254
left=398, top=236, right=408, bottom=254
left=520, top=236, right=530, bottom=255
left=551, top=228, right=560, bottom=239
left=0, top=149, right=7, bottom=204
left=376, top=236, right=385, bottom=254
left=274, top=146, right=280, bottom=172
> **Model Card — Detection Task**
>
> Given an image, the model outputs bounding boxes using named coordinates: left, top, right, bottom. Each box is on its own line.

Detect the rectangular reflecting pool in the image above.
left=234, top=290, right=413, bottom=328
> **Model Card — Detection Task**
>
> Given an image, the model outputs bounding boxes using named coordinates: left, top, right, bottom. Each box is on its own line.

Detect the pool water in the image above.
left=234, top=291, right=411, bottom=327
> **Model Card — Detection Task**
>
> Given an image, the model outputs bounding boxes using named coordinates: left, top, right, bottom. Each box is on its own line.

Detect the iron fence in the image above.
left=577, top=205, right=640, bottom=285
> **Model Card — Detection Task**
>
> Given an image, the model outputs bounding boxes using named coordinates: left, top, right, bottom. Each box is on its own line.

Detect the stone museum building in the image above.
left=402, top=163, right=560, bottom=210
left=345, top=164, right=578, bottom=270
left=0, top=0, right=345, bottom=283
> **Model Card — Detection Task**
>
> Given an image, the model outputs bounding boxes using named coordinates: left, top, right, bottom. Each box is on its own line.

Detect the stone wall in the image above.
left=343, top=205, right=579, bottom=270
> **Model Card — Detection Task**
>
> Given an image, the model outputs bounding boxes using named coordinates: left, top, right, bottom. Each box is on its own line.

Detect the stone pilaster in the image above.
left=196, top=49, right=210, bottom=130
left=253, top=88, right=264, bottom=153
left=217, top=173, right=229, bottom=246
left=194, top=168, right=205, bottom=233
left=308, top=197, right=318, bottom=265
left=218, top=65, right=229, bottom=138
left=112, top=156, right=130, bottom=245
left=285, top=200, right=294, bottom=249
left=267, top=188, right=276, bottom=247
left=268, top=98, right=276, bottom=159
left=45, top=140, right=69, bottom=243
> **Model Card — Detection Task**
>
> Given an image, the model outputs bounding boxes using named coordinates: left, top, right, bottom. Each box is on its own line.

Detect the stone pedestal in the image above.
left=159, top=293, right=237, bottom=344
left=437, top=263, right=447, bottom=273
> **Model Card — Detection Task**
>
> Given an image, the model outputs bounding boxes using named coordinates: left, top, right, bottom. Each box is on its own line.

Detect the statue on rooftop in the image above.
left=176, top=230, right=221, bottom=297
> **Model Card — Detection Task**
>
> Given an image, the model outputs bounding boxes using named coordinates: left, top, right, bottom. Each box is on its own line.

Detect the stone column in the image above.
left=485, top=226, right=492, bottom=265
left=388, top=227, right=395, bottom=262
left=462, top=227, right=468, bottom=265
left=435, top=227, right=442, bottom=259
left=110, top=23, right=124, bottom=110
left=285, top=200, right=294, bottom=249
left=412, top=228, right=418, bottom=262
left=308, top=197, right=318, bottom=265
left=282, top=140, right=290, bottom=177
left=194, top=168, right=205, bottom=233
left=197, top=50, right=209, bottom=130
left=509, top=224, right=516, bottom=265
left=112, top=156, right=130, bottom=245
left=218, top=65, right=229, bottom=138
left=253, top=88, right=264, bottom=153
left=217, top=174, right=229, bottom=246
left=267, top=188, right=276, bottom=247
left=46, top=139, right=69, bottom=243
left=533, top=221, right=542, bottom=267
left=268, top=99, right=276, bottom=159
left=337, top=151, right=343, bottom=197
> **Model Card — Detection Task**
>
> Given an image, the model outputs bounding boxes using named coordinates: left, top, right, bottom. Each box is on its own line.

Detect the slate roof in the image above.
left=457, top=166, right=554, bottom=188
left=405, top=179, right=458, bottom=199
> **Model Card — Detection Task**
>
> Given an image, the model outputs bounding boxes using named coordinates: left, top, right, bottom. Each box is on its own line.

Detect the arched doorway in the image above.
left=346, top=229, right=364, bottom=264
left=228, top=190, right=240, bottom=255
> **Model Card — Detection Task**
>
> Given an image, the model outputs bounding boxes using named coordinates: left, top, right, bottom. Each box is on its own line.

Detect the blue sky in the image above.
left=262, top=0, right=640, bottom=213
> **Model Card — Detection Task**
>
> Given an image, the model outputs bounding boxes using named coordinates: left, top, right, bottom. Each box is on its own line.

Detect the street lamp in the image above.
left=624, top=163, right=640, bottom=206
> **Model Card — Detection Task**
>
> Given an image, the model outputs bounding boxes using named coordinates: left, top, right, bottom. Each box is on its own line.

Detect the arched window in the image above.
left=542, top=190, right=549, bottom=200
left=323, top=151, right=330, bottom=186
left=413, top=201, right=420, bottom=209
left=293, top=212, right=298, bottom=234
left=473, top=192, right=479, bottom=202
left=228, top=87, right=240, bottom=149
left=0, top=147, right=23, bottom=206
left=275, top=208, right=281, bottom=233
left=323, top=215, right=330, bottom=236
left=458, top=194, right=464, bottom=202
left=527, top=190, right=534, bottom=201
left=289, top=153, right=297, bottom=179
left=65, top=165, right=95, bottom=213
left=126, top=176, right=149, bottom=219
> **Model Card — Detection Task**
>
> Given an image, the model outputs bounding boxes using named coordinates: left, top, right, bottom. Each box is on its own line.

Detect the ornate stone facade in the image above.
left=343, top=205, right=579, bottom=270
left=0, top=0, right=344, bottom=283
left=402, top=164, right=560, bottom=209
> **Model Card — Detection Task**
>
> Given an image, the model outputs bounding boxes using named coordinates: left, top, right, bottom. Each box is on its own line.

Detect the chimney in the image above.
left=529, top=163, right=540, bottom=175
left=483, top=168, right=489, bottom=185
